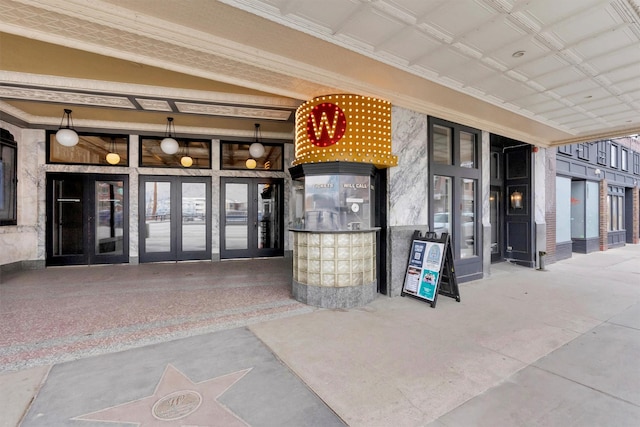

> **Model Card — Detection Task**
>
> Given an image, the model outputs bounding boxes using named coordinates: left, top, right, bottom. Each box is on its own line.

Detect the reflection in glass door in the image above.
left=221, top=178, right=283, bottom=259
left=139, top=176, right=211, bottom=262
left=46, top=173, right=129, bottom=266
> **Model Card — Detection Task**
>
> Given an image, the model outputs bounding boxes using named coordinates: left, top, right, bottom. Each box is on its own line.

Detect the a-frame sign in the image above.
left=401, top=230, right=460, bottom=308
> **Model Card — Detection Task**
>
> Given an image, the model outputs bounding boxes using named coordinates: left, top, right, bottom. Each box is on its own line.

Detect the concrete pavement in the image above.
left=1, top=245, right=639, bottom=426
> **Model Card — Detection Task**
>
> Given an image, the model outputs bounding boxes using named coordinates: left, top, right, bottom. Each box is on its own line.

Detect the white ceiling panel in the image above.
left=588, top=44, right=640, bottom=73
left=513, top=54, right=570, bottom=80
left=571, top=28, right=637, bottom=61
left=522, top=0, right=605, bottom=28
left=421, top=0, right=495, bottom=40
left=336, top=7, right=406, bottom=48
left=460, top=16, right=528, bottom=55
left=535, top=67, right=588, bottom=90
left=413, top=47, right=470, bottom=78
left=445, top=59, right=499, bottom=87
left=378, top=28, right=442, bottom=62
left=549, top=4, right=619, bottom=46
left=281, top=0, right=361, bottom=30
left=603, top=63, right=640, bottom=85
left=475, top=74, right=539, bottom=102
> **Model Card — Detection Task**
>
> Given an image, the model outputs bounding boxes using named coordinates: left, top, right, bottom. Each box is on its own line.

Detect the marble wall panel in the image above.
left=389, top=106, right=429, bottom=227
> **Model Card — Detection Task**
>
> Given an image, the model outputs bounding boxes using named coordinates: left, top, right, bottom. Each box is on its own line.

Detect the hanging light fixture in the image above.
left=55, top=109, right=79, bottom=147
left=249, top=123, right=265, bottom=158
left=245, top=158, right=257, bottom=169
left=106, top=137, right=120, bottom=165
left=160, top=117, right=179, bottom=154
left=180, top=141, right=193, bottom=167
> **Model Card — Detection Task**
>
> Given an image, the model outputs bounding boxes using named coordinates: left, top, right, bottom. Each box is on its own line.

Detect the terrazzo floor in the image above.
left=0, top=258, right=315, bottom=372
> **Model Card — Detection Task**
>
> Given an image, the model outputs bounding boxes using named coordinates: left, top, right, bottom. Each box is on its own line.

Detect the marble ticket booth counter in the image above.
left=291, top=229, right=378, bottom=308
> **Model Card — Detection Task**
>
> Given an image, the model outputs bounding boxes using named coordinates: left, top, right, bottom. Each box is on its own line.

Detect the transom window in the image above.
left=597, top=141, right=607, bottom=165
left=220, top=141, right=283, bottom=171
left=140, top=138, right=211, bottom=169
left=48, top=132, right=128, bottom=166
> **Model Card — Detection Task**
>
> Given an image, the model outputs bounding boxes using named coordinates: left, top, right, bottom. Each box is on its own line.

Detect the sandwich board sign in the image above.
left=401, top=230, right=460, bottom=308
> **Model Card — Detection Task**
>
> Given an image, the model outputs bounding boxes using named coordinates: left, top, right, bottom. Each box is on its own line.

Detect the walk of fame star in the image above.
left=73, top=364, right=252, bottom=426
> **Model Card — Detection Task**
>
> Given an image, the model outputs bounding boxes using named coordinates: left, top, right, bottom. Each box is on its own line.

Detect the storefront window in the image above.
left=556, top=177, right=571, bottom=243
left=571, top=181, right=586, bottom=238
left=586, top=181, right=599, bottom=238
left=621, top=149, right=628, bottom=171
left=0, top=129, right=17, bottom=225
left=608, top=186, right=624, bottom=231
left=48, top=133, right=128, bottom=166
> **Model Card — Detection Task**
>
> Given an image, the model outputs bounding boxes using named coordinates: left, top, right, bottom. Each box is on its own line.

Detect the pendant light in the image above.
left=160, top=117, right=179, bottom=154
left=249, top=123, right=265, bottom=158
left=245, top=158, right=257, bottom=169
left=106, top=137, right=120, bottom=165
left=180, top=141, right=193, bottom=167
left=55, top=109, right=79, bottom=147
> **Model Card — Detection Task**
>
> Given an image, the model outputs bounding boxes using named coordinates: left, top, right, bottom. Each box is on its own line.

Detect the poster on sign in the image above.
left=402, top=231, right=459, bottom=308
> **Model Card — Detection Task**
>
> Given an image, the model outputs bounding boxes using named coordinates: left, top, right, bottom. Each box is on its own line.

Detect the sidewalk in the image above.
left=2, top=246, right=640, bottom=426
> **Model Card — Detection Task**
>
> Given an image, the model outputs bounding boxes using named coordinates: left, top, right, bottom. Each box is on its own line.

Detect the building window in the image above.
left=48, top=132, right=128, bottom=166
left=608, top=186, right=624, bottom=231
left=220, top=141, right=283, bottom=171
left=634, top=152, right=640, bottom=175
left=610, top=143, right=618, bottom=168
left=558, top=144, right=572, bottom=156
left=0, top=129, right=17, bottom=225
left=140, top=138, right=211, bottom=169
left=597, top=141, right=607, bottom=165
left=577, top=143, right=589, bottom=160
left=429, top=117, right=481, bottom=262
left=621, top=149, right=628, bottom=171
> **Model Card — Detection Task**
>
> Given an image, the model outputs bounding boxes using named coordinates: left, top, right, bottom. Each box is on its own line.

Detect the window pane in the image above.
left=461, top=179, right=476, bottom=258
left=140, top=138, right=210, bottom=168
left=144, top=181, right=171, bottom=252
left=622, top=150, right=628, bottom=171
left=49, top=134, right=128, bottom=165
left=433, top=176, right=451, bottom=234
left=221, top=142, right=283, bottom=170
left=182, top=183, right=207, bottom=252
left=95, top=181, right=124, bottom=255
left=460, top=132, right=475, bottom=168
left=618, top=196, right=624, bottom=231
left=610, top=144, right=618, bottom=168
left=433, top=125, right=452, bottom=165
left=585, top=181, right=599, bottom=238
left=556, top=177, right=571, bottom=242
left=0, top=140, right=17, bottom=224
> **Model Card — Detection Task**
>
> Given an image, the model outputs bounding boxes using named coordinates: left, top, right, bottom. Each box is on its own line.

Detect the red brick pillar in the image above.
left=599, top=179, right=608, bottom=251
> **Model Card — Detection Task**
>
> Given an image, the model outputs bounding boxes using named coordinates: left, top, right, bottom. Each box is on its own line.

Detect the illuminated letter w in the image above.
left=310, top=111, right=339, bottom=140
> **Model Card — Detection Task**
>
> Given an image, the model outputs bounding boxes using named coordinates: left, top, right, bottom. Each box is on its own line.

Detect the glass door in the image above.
left=221, top=177, right=283, bottom=259
left=139, top=176, right=211, bottom=262
left=490, top=187, right=503, bottom=262
left=46, top=173, right=129, bottom=266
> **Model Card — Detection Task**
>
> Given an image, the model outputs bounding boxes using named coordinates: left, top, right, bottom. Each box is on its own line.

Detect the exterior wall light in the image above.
left=510, top=190, right=523, bottom=209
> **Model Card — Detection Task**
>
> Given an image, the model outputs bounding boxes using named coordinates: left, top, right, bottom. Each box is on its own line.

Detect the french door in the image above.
left=220, top=177, right=283, bottom=259
left=46, top=173, right=129, bottom=266
left=139, top=176, right=211, bottom=262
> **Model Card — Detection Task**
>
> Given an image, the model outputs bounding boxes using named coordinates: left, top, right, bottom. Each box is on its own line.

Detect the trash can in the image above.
left=538, top=251, right=547, bottom=270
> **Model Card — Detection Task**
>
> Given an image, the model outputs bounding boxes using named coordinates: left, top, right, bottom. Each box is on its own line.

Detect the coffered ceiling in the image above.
left=1, top=0, right=639, bottom=145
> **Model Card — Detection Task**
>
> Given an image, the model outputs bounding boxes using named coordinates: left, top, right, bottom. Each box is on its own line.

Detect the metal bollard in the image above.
left=538, top=250, right=547, bottom=270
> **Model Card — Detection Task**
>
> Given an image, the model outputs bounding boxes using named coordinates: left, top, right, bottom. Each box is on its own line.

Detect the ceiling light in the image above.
left=160, top=117, right=179, bottom=154
left=249, top=123, right=265, bottom=158
left=106, top=137, right=120, bottom=165
left=55, top=109, right=79, bottom=147
left=246, top=158, right=257, bottom=169
left=512, top=50, right=525, bottom=58
left=180, top=141, right=193, bottom=167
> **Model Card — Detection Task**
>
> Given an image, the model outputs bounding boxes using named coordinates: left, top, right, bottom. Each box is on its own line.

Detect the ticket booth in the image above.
left=289, top=94, right=397, bottom=308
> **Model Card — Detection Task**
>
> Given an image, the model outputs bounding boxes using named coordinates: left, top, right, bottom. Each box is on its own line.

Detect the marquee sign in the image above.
left=293, top=94, right=398, bottom=168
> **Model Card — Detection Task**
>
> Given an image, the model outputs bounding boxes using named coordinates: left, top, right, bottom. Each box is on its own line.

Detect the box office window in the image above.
left=0, top=129, right=17, bottom=225
left=140, top=138, right=211, bottom=169
left=48, top=132, right=128, bottom=166
left=220, top=141, right=283, bottom=171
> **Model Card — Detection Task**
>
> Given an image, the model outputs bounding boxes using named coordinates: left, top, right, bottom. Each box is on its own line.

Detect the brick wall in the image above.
left=545, top=150, right=557, bottom=263
left=633, top=186, right=639, bottom=244
left=599, top=179, right=608, bottom=251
